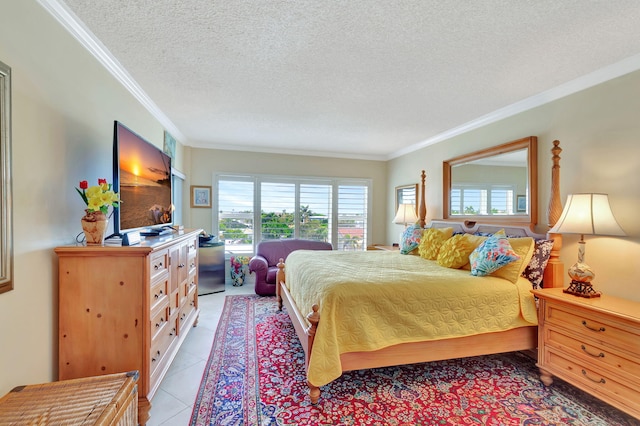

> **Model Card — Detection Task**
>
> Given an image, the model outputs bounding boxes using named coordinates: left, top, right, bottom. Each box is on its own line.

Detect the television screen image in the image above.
left=113, top=121, right=172, bottom=235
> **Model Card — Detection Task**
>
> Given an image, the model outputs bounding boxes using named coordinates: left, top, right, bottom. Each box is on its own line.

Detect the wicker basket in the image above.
left=0, top=371, right=138, bottom=425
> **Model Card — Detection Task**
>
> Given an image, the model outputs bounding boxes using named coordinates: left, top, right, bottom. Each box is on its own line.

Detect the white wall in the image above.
left=0, top=1, right=173, bottom=394
left=388, top=70, right=640, bottom=301
left=184, top=148, right=387, bottom=243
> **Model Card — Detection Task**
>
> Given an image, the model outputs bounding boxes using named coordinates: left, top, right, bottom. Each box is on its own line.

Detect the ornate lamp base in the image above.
left=563, top=280, right=601, bottom=298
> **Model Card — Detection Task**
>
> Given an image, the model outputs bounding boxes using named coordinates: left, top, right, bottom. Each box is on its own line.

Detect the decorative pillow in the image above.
left=469, top=229, right=520, bottom=277
left=400, top=224, right=424, bottom=255
left=522, top=239, right=554, bottom=289
left=490, top=237, right=535, bottom=283
left=459, top=234, right=490, bottom=270
left=418, top=227, right=454, bottom=260
left=437, top=234, right=487, bottom=269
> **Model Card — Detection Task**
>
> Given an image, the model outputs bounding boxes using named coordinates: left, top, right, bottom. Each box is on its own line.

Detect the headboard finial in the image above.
left=548, top=140, right=563, bottom=228
left=419, top=170, right=427, bottom=228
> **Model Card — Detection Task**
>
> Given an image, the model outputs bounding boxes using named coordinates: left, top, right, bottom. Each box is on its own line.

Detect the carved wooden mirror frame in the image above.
left=443, top=136, right=538, bottom=228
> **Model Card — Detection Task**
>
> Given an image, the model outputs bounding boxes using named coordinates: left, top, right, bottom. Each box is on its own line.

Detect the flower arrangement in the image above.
left=230, top=255, right=250, bottom=286
left=76, top=179, right=120, bottom=214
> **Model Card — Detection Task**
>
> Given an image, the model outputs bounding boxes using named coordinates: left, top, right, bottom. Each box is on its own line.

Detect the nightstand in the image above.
left=366, top=244, right=399, bottom=251
left=532, top=288, right=640, bottom=419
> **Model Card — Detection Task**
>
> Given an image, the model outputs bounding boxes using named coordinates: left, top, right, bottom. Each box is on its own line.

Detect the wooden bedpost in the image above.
left=419, top=170, right=427, bottom=228
left=276, top=259, right=285, bottom=311
left=544, top=140, right=564, bottom=288
left=306, top=304, right=321, bottom=404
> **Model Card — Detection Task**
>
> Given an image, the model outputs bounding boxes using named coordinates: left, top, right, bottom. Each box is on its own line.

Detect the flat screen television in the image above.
left=112, top=121, right=173, bottom=237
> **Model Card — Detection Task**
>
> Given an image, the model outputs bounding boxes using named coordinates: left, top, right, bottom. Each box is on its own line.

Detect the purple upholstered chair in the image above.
left=249, top=239, right=333, bottom=296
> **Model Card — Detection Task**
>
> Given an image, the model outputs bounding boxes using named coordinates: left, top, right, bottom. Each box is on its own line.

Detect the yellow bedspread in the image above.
left=283, top=250, right=538, bottom=387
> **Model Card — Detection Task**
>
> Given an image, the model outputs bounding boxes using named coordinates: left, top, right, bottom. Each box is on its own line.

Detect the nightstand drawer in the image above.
left=546, top=326, right=640, bottom=381
left=545, top=303, right=640, bottom=357
left=545, top=347, right=640, bottom=415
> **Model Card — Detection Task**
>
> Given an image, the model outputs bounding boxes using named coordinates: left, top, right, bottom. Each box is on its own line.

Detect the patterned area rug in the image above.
left=190, top=295, right=639, bottom=425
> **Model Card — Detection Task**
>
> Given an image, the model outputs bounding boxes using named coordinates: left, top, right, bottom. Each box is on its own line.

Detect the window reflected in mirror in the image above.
left=449, top=149, right=528, bottom=216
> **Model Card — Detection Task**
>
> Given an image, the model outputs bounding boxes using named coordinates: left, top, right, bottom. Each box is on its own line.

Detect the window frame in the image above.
left=213, top=173, right=372, bottom=253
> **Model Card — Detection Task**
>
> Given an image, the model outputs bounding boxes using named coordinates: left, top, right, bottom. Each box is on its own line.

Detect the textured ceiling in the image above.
left=56, top=0, right=640, bottom=160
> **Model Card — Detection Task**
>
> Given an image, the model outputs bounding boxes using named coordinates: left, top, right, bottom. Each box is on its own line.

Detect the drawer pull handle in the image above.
left=154, top=262, right=163, bottom=270
left=582, top=320, right=605, bottom=332
left=581, top=345, right=604, bottom=358
left=581, top=369, right=605, bottom=384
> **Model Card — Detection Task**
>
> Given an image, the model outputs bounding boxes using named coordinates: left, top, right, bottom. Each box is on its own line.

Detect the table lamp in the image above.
left=548, top=193, right=626, bottom=297
left=394, top=203, right=418, bottom=227
left=393, top=203, right=418, bottom=243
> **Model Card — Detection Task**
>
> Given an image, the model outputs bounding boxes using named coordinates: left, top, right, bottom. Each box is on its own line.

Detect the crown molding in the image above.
left=36, top=0, right=186, bottom=143
left=389, top=53, right=640, bottom=160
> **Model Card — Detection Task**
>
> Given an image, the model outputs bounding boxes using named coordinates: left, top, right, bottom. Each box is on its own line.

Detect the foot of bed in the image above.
left=308, top=382, right=320, bottom=404
left=276, top=259, right=285, bottom=311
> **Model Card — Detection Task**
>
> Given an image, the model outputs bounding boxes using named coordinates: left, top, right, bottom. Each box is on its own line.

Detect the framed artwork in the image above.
left=0, top=60, right=12, bottom=295
left=191, top=185, right=212, bottom=208
left=395, top=184, right=418, bottom=214
left=516, top=195, right=527, bottom=212
left=163, top=131, right=177, bottom=159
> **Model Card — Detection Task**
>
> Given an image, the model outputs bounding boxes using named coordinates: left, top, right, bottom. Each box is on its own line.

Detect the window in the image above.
left=214, top=174, right=370, bottom=253
left=450, top=184, right=515, bottom=215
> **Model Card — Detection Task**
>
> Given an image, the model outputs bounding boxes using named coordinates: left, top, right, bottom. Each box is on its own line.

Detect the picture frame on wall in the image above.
left=191, top=185, right=212, bottom=208
left=163, top=131, right=177, bottom=159
left=516, top=194, right=527, bottom=212
left=395, top=184, right=419, bottom=214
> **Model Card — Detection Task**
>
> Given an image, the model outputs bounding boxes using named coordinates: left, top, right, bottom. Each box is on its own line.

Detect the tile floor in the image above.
left=147, top=277, right=255, bottom=425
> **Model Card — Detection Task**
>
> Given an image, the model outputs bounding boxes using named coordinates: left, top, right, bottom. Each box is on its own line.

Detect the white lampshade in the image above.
left=548, top=193, right=625, bottom=297
left=549, top=193, right=626, bottom=237
left=393, top=203, right=418, bottom=225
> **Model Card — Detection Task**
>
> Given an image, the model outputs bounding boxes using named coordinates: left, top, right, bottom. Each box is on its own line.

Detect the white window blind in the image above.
left=215, top=174, right=369, bottom=253
left=260, top=182, right=295, bottom=240
left=218, top=179, right=254, bottom=253
left=299, top=183, right=331, bottom=242
left=337, top=184, right=368, bottom=251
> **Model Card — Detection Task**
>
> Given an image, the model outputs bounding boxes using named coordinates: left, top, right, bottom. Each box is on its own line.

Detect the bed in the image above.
left=276, top=140, right=565, bottom=404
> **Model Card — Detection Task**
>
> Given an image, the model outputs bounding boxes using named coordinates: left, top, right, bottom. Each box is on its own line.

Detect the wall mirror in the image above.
left=443, top=136, right=537, bottom=227
left=0, top=60, right=12, bottom=295
left=395, top=184, right=418, bottom=215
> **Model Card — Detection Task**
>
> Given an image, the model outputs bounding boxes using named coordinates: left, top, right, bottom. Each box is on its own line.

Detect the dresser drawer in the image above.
left=180, top=286, right=198, bottom=333
left=150, top=277, right=169, bottom=313
left=546, top=326, right=640, bottom=381
left=149, top=250, right=169, bottom=282
left=545, top=347, right=640, bottom=415
left=150, top=305, right=169, bottom=342
left=545, top=303, right=640, bottom=357
left=149, top=315, right=178, bottom=380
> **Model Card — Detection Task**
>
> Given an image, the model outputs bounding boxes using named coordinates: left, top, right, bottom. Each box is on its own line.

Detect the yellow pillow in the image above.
left=437, top=234, right=487, bottom=269
left=459, top=234, right=489, bottom=270
left=491, top=237, right=535, bottom=283
left=418, top=227, right=454, bottom=260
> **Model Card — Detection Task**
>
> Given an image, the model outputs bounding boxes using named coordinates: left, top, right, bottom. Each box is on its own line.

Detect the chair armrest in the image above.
left=248, top=255, right=268, bottom=275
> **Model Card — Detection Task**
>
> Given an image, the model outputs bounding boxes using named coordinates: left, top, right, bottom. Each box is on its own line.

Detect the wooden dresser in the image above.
left=55, top=229, right=202, bottom=425
left=532, top=288, right=640, bottom=419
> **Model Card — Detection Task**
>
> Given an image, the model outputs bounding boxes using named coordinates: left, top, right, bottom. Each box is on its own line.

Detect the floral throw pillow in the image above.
left=469, top=229, right=520, bottom=277
left=400, top=224, right=424, bottom=255
left=522, top=239, right=554, bottom=289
